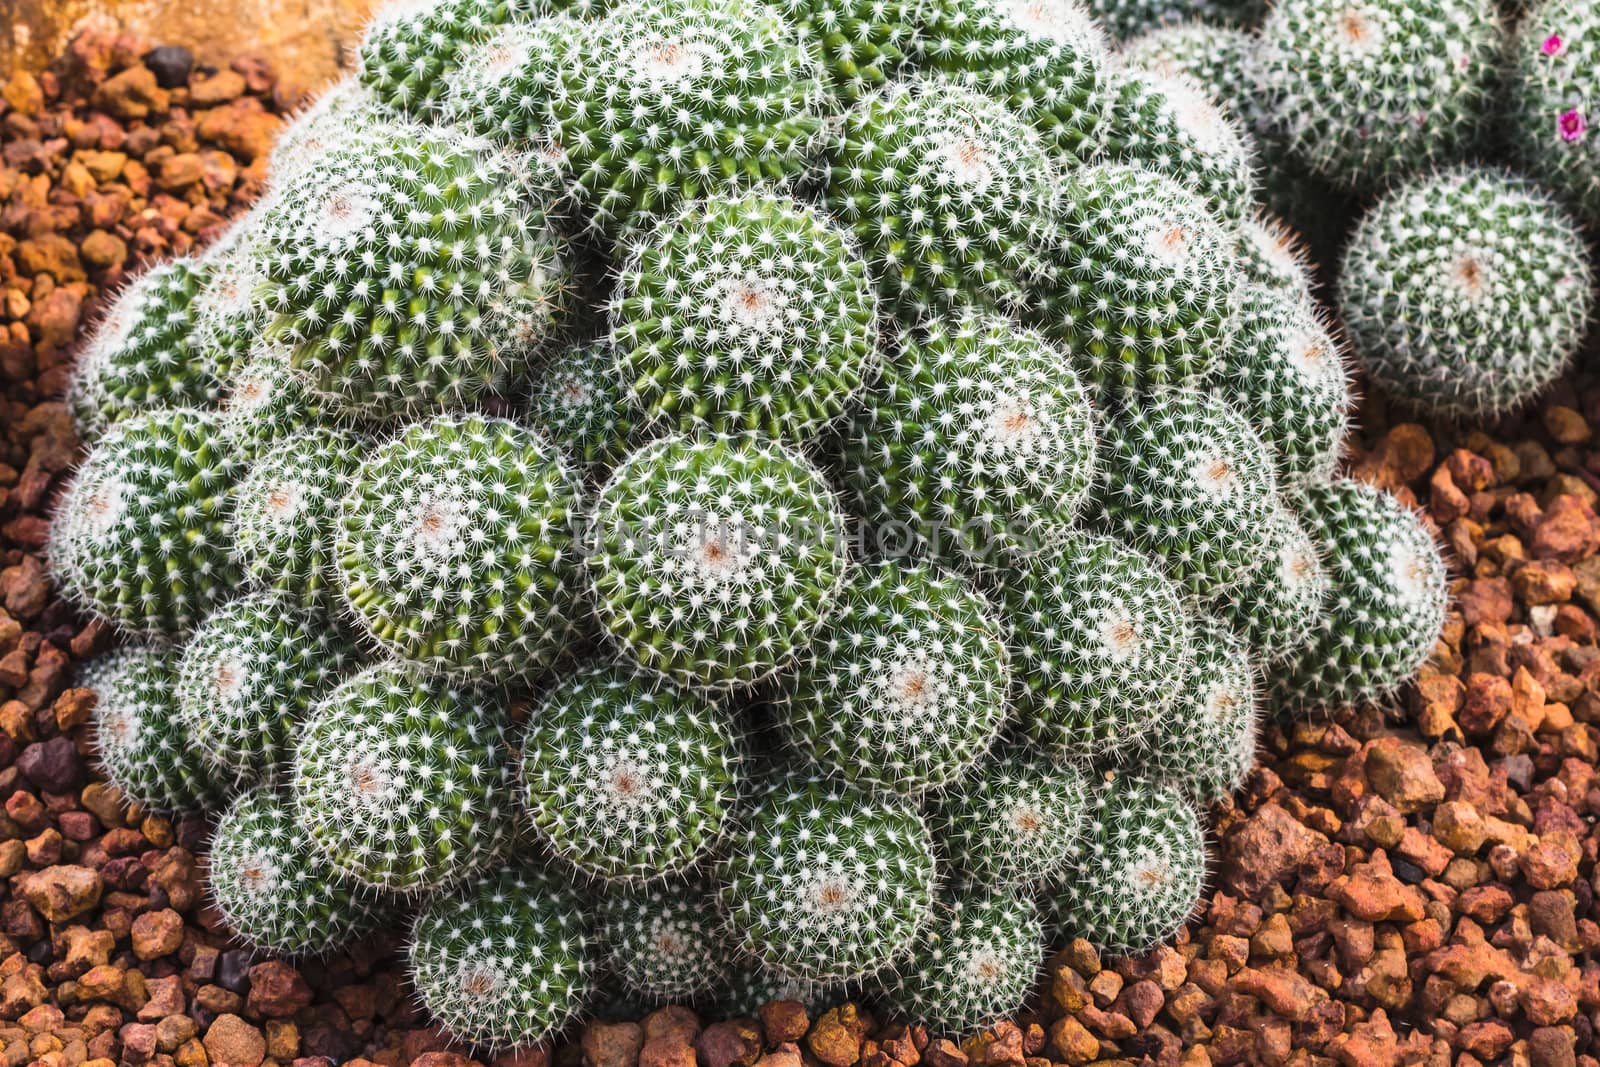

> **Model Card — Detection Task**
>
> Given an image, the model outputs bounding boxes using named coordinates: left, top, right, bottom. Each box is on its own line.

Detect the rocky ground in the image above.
left=1, top=28, right=1598, bottom=1067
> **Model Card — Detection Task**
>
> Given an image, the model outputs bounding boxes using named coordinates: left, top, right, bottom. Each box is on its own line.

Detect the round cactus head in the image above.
left=587, top=431, right=850, bottom=692
left=335, top=413, right=589, bottom=681
left=597, top=876, right=736, bottom=1002
left=175, top=591, right=356, bottom=785
left=1338, top=167, right=1594, bottom=421
left=1254, top=0, right=1502, bottom=191
left=930, top=749, right=1090, bottom=892
left=874, top=891, right=1044, bottom=1037
left=525, top=340, right=643, bottom=477
left=1274, top=480, right=1448, bottom=711
left=292, top=662, right=520, bottom=893
left=1219, top=503, right=1331, bottom=664
left=720, top=773, right=937, bottom=983
left=1085, top=0, right=1263, bottom=38
left=837, top=311, right=1099, bottom=570
left=268, top=77, right=387, bottom=186
left=82, top=648, right=228, bottom=815
left=50, top=408, right=243, bottom=639
left=1049, top=774, right=1206, bottom=955
left=774, top=559, right=1011, bottom=795
left=1508, top=0, right=1600, bottom=226
left=358, top=0, right=540, bottom=115
left=214, top=339, right=327, bottom=460
left=993, top=530, right=1193, bottom=763
left=519, top=661, right=744, bottom=881
left=230, top=429, right=362, bottom=607
left=257, top=119, right=573, bottom=419
left=1121, top=21, right=1257, bottom=127
left=409, top=866, right=598, bottom=1050
left=1234, top=211, right=1317, bottom=301
left=825, top=74, right=1062, bottom=316
left=210, top=785, right=394, bottom=956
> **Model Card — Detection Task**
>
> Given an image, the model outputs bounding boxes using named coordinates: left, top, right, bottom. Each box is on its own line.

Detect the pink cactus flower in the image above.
left=1558, top=108, right=1587, bottom=143
left=1541, top=33, right=1563, bottom=56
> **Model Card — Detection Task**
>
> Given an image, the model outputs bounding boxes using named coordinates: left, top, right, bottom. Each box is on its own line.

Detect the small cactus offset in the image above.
left=409, top=867, right=598, bottom=1049
left=774, top=559, right=1011, bottom=795
left=930, top=750, right=1090, bottom=892
left=1233, top=212, right=1318, bottom=302
left=1275, top=480, right=1449, bottom=711
left=214, top=340, right=327, bottom=459
left=293, top=662, right=520, bottom=893
left=82, top=648, right=228, bottom=815
left=210, top=785, right=393, bottom=956
left=1508, top=0, right=1600, bottom=226
left=1049, top=774, right=1206, bottom=955
left=525, top=340, right=643, bottom=477
left=610, top=189, right=882, bottom=438
left=1338, top=167, right=1594, bottom=420
left=720, top=774, right=937, bottom=982
left=587, top=432, right=850, bottom=692
left=519, top=662, right=744, bottom=880
left=229, top=429, right=361, bottom=607
left=335, top=413, right=589, bottom=681
left=50, top=408, right=243, bottom=639
left=597, top=877, right=736, bottom=1002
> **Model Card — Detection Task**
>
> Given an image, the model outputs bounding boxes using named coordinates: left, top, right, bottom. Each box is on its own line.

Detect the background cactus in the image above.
left=930, top=750, right=1089, bottom=891
left=597, top=878, right=735, bottom=1001
left=1508, top=0, right=1599, bottom=226
left=525, top=340, right=643, bottom=477
left=1338, top=167, right=1594, bottom=420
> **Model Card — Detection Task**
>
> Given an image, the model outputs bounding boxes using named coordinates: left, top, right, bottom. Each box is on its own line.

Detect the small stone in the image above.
left=807, top=1006, right=868, bottom=1067
left=130, top=908, right=183, bottom=960
left=696, top=1021, right=761, bottom=1067
left=20, top=865, right=103, bottom=921
left=1329, top=851, right=1426, bottom=922
left=758, top=1002, right=808, bottom=1046
left=1521, top=831, right=1582, bottom=890
left=204, top=1014, right=266, bottom=1067
left=16, top=736, right=82, bottom=794
left=1533, top=496, right=1600, bottom=562
left=1432, top=801, right=1487, bottom=854
left=1543, top=406, right=1591, bottom=444
left=92, top=66, right=170, bottom=119
left=144, top=46, right=195, bottom=88
left=1222, top=803, right=1326, bottom=898
left=1363, top=737, right=1445, bottom=814
left=2, top=72, right=44, bottom=115
left=246, top=961, right=312, bottom=1019
left=190, top=70, right=246, bottom=105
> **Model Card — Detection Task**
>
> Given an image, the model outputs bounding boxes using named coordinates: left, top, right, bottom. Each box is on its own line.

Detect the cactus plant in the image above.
left=525, top=340, right=643, bottom=477
left=81, top=648, right=227, bottom=814
left=874, top=891, right=1043, bottom=1037
left=1338, top=167, right=1594, bottom=420
left=587, top=431, right=850, bottom=692
left=447, top=0, right=827, bottom=237
left=609, top=189, right=881, bottom=438
left=1508, top=0, right=1600, bottom=226
left=68, top=259, right=220, bottom=442
left=597, top=877, right=735, bottom=1001
left=1217, top=504, right=1331, bottom=664
left=230, top=429, right=362, bottom=607
left=1049, top=774, right=1205, bottom=954
left=409, top=866, right=598, bottom=1049
left=1252, top=0, right=1502, bottom=191
left=992, top=530, right=1193, bottom=763
left=1121, top=21, right=1254, bottom=116
left=774, top=559, right=1011, bottom=795
left=720, top=774, right=937, bottom=982
left=519, top=662, right=744, bottom=880
left=1033, top=163, right=1243, bottom=401
left=1098, top=389, right=1283, bottom=599
left=775, top=0, right=927, bottom=103
left=257, top=119, right=573, bottom=419
left=837, top=311, right=1098, bottom=569
left=293, top=662, right=519, bottom=892
left=269, top=78, right=387, bottom=186
left=175, top=591, right=356, bottom=785
left=335, top=413, right=589, bottom=681
left=358, top=0, right=563, bottom=115
left=929, top=749, right=1089, bottom=891
left=210, top=785, right=393, bottom=955
left=825, top=74, right=1061, bottom=315
left=1234, top=212, right=1318, bottom=301
left=50, top=408, right=243, bottom=639
left=215, top=340, right=327, bottom=459
left=1274, top=479, right=1449, bottom=710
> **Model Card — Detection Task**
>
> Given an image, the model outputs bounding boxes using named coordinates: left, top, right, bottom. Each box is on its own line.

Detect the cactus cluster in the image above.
left=54, top=0, right=1542, bottom=1048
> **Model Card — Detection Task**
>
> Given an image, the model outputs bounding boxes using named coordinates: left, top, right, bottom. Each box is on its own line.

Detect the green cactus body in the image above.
left=519, top=662, right=743, bottom=880
left=175, top=591, right=356, bottom=785
left=873, top=891, right=1043, bottom=1037
left=1099, top=390, right=1283, bottom=598
left=257, top=120, right=572, bottom=420
left=216, top=340, right=328, bottom=460
left=912, top=0, right=1114, bottom=166
left=82, top=648, right=228, bottom=814
left=1034, top=163, right=1243, bottom=402
left=1049, top=775, right=1205, bottom=955
left=50, top=408, right=243, bottom=639
left=1508, top=0, right=1600, bottom=225
left=992, top=530, right=1193, bottom=763
left=720, top=774, right=937, bottom=983
left=446, top=0, right=827, bottom=238
left=597, top=877, right=735, bottom=1002
left=1218, top=284, right=1351, bottom=486
left=526, top=341, right=643, bottom=477
left=825, top=75, right=1062, bottom=316
left=775, top=0, right=929, bottom=104
left=610, top=190, right=881, bottom=439
left=1098, top=70, right=1256, bottom=223
left=1274, top=480, right=1448, bottom=710
left=336, top=413, right=588, bottom=681
left=409, top=866, right=598, bottom=1049
left=68, top=259, right=219, bottom=442
left=1253, top=0, right=1502, bottom=191
left=837, top=312, right=1098, bottom=569
left=1219, top=503, right=1331, bottom=664
left=588, top=432, right=849, bottom=692
left=210, top=785, right=394, bottom=955
left=1234, top=212, right=1318, bottom=301
left=774, top=560, right=1011, bottom=795
left=1134, top=615, right=1260, bottom=806
left=1121, top=21, right=1254, bottom=117
left=930, top=749, right=1089, bottom=892
left=358, top=0, right=551, bottom=115
left=231, top=429, right=362, bottom=608
left=189, top=211, right=272, bottom=402
left=292, top=662, right=519, bottom=892
left=1338, top=167, right=1594, bottom=420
